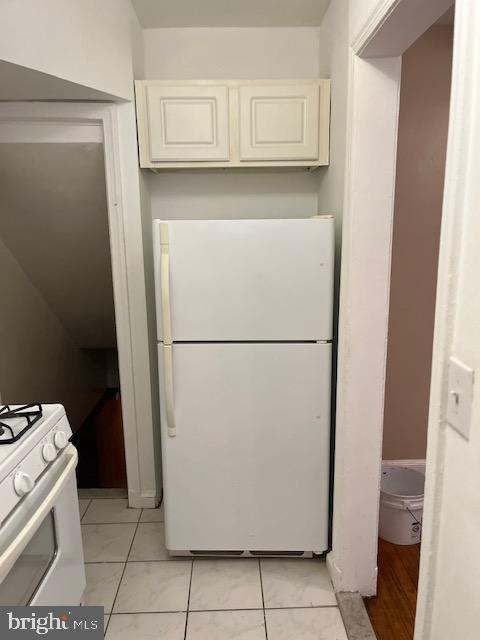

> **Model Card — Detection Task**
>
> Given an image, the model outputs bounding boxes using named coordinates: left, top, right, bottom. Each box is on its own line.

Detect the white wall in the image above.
left=132, top=0, right=331, bottom=29
left=148, top=170, right=320, bottom=220
left=0, top=237, right=103, bottom=430
left=349, top=0, right=379, bottom=42
left=0, top=0, right=138, bottom=100
left=317, top=0, right=349, bottom=224
left=142, top=27, right=322, bottom=222
left=316, top=0, right=350, bottom=336
left=143, top=27, right=320, bottom=79
left=414, top=3, right=480, bottom=638
left=428, top=202, right=480, bottom=635
left=0, top=3, right=162, bottom=507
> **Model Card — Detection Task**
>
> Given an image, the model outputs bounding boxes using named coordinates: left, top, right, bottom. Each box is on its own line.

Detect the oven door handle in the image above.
left=0, top=444, right=78, bottom=585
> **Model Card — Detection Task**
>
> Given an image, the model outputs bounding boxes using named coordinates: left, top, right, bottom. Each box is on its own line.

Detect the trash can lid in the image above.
left=381, top=466, right=425, bottom=499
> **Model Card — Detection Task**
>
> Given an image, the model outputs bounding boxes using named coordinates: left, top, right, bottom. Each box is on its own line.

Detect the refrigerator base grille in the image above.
left=176, top=549, right=315, bottom=558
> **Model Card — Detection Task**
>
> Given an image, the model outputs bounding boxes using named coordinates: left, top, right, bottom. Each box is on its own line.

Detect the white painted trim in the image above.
left=0, top=102, right=160, bottom=509
left=353, top=0, right=454, bottom=57
left=0, top=121, right=103, bottom=144
left=328, top=54, right=401, bottom=596
left=149, top=160, right=325, bottom=170
left=352, top=0, right=403, bottom=54
left=332, top=0, right=455, bottom=597
left=414, top=2, right=479, bottom=636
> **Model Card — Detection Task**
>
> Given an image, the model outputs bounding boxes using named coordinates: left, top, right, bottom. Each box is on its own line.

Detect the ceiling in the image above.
left=132, top=0, right=331, bottom=28
left=0, top=143, right=116, bottom=349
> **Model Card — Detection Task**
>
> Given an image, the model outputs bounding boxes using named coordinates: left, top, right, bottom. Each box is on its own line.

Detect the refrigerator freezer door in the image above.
left=154, top=218, right=334, bottom=342
left=158, top=342, right=331, bottom=553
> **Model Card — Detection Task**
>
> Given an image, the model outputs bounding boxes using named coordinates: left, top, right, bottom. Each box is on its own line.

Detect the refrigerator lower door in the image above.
left=158, top=342, right=331, bottom=554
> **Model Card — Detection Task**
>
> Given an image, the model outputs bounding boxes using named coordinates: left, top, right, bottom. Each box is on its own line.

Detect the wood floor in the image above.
left=364, top=538, right=421, bottom=640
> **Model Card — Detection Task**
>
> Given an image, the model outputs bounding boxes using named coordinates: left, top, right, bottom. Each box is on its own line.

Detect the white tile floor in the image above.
left=80, top=497, right=348, bottom=639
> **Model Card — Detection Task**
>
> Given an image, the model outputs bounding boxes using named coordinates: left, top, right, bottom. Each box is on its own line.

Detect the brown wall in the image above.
left=382, top=25, right=453, bottom=460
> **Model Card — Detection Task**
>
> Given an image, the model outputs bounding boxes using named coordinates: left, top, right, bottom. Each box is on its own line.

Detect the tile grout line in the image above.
left=105, top=513, right=142, bottom=620
left=103, top=613, right=110, bottom=637
left=109, top=610, right=188, bottom=616
left=106, top=604, right=341, bottom=616
left=82, top=520, right=164, bottom=526
left=80, top=498, right=92, bottom=523
left=183, top=559, right=194, bottom=640
left=264, top=604, right=340, bottom=611
left=81, top=521, right=143, bottom=526
left=258, top=559, right=269, bottom=640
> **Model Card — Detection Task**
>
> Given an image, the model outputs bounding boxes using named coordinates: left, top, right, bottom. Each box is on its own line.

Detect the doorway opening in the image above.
left=0, top=121, right=127, bottom=490
left=365, top=8, right=454, bottom=640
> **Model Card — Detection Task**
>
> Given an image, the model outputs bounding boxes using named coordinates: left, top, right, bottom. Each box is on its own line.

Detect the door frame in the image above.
left=0, top=102, right=161, bottom=508
left=328, top=0, right=455, bottom=598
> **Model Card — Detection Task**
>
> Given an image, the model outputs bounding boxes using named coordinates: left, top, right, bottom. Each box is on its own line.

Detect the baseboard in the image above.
left=128, top=488, right=159, bottom=509
left=77, top=488, right=127, bottom=499
left=326, top=551, right=343, bottom=590
left=327, top=551, right=378, bottom=597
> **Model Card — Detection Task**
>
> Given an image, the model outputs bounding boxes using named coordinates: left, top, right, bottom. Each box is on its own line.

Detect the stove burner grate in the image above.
left=0, top=404, right=43, bottom=444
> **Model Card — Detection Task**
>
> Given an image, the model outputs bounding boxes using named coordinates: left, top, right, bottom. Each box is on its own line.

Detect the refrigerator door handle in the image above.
left=163, top=344, right=176, bottom=437
left=160, top=223, right=172, bottom=346
left=160, top=223, right=176, bottom=437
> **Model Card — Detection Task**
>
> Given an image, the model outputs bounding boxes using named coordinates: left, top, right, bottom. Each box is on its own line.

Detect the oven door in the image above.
left=0, top=445, right=85, bottom=606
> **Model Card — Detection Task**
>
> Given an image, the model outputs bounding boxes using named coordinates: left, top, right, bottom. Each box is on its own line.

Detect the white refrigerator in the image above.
left=153, top=217, right=334, bottom=555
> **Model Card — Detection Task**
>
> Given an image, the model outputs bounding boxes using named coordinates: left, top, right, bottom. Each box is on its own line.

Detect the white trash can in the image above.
left=379, top=466, right=425, bottom=545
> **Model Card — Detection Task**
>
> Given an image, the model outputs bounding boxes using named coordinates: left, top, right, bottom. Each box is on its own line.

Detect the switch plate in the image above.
left=447, top=357, right=475, bottom=440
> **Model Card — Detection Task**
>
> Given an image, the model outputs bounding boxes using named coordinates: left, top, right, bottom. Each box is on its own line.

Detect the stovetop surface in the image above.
left=0, top=404, right=65, bottom=466
left=0, top=404, right=43, bottom=445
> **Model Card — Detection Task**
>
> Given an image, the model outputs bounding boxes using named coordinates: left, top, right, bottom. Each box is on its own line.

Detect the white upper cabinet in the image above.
left=135, top=80, right=330, bottom=169
left=238, top=84, right=320, bottom=161
left=144, top=84, right=229, bottom=162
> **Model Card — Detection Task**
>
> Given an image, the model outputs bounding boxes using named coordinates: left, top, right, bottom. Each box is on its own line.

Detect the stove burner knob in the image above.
left=54, top=431, right=68, bottom=450
left=14, top=471, right=34, bottom=497
left=42, top=443, right=57, bottom=463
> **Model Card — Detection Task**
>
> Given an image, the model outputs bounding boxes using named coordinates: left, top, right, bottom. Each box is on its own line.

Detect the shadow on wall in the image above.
left=0, top=236, right=105, bottom=429
left=0, top=142, right=117, bottom=431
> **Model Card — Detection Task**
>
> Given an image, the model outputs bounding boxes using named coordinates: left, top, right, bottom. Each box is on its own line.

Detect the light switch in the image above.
left=447, top=357, right=475, bottom=440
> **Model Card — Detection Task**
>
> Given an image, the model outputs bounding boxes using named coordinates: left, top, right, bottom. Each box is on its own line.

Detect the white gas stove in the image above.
left=0, top=404, right=72, bottom=523
left=0, top=404, right=85, bottom=606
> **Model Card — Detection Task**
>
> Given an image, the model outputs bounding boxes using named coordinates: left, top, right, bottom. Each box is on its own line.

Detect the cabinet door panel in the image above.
left=239, top=84, right=319, bottom=161
left=146, top=85, right=229, bottom=161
